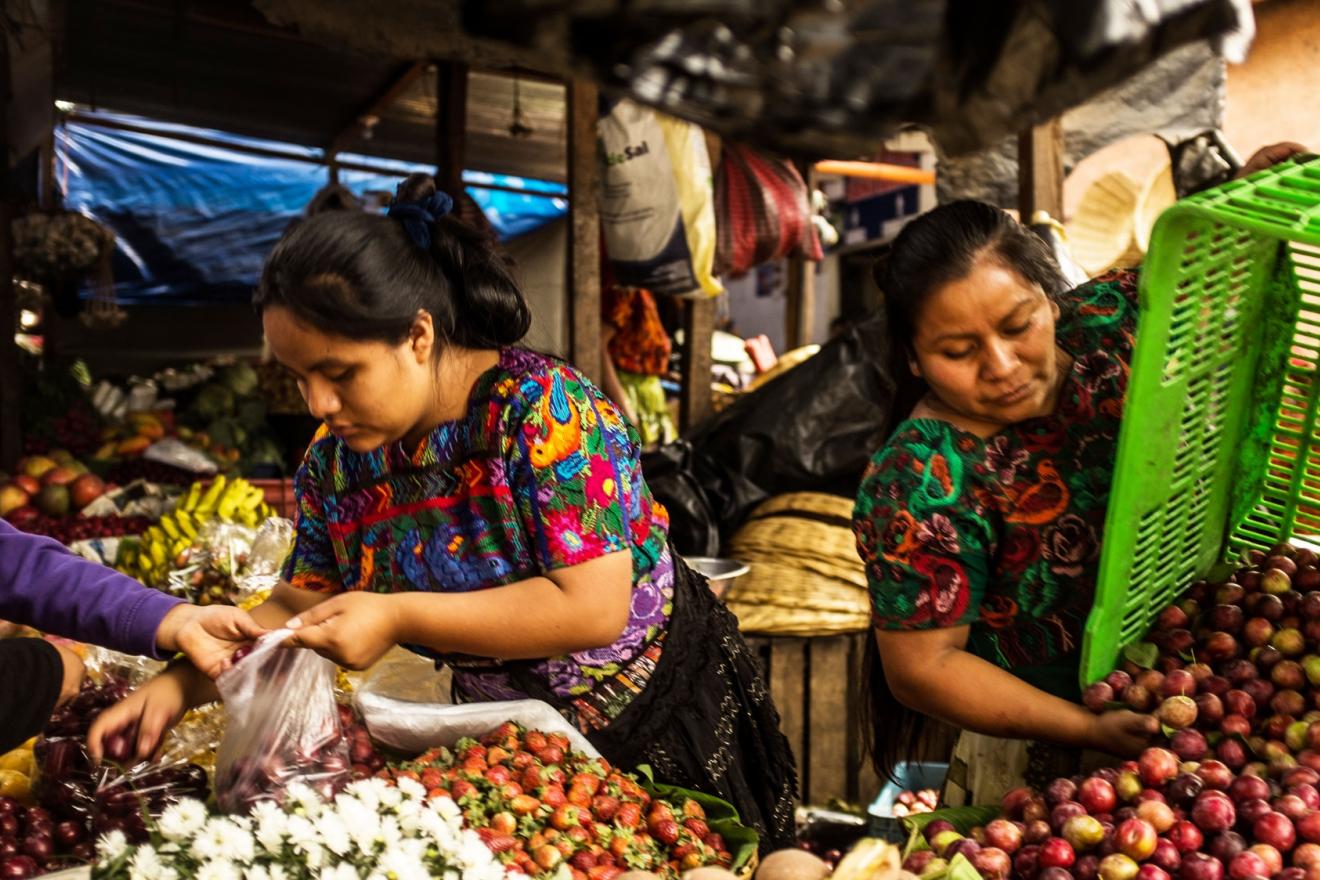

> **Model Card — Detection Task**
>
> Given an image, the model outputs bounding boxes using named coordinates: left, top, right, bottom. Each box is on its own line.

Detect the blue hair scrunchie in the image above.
left=387, top=190, right=454, bottom=251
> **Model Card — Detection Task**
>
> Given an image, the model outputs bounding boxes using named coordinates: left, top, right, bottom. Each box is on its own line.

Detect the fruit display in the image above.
left=375, top=723, right=743, bottom=878
left=0, top=794, right=95, bottom=879
left=0, top=741, right=36, bottom=806
left=0, top=452, right=108, bottom=522
left=9, top=514, right=152, bottom=544
left=893, top=788, right=942, bottom=818
left=115, top=475, right=276, bottom=588
left=902, top=542, right=1320, bottom=880
left=30, top=676, right=208, bottom=873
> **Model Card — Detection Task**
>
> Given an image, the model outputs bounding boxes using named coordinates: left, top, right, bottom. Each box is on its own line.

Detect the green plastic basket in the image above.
left=1080, top=155, right=1320, bottom=686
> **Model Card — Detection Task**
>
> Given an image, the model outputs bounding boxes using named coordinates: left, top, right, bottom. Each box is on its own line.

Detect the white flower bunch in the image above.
left=92, top=778, right=512, bottom=880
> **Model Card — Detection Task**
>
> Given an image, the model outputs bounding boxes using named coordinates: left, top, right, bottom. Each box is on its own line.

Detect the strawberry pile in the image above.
left=377, top=723, right=735, bottom=879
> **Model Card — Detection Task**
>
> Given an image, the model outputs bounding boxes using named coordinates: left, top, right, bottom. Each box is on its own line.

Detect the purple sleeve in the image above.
left=0, top=520, right=184, bottom=657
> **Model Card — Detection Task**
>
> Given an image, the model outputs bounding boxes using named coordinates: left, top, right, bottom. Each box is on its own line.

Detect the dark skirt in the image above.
left=585, top=552, right=799, bottom=852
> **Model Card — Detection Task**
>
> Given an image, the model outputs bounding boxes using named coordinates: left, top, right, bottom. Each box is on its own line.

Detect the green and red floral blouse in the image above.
left=852, top=269, right=1140, bottom=697
left=282, top=348, right=674, bottom=730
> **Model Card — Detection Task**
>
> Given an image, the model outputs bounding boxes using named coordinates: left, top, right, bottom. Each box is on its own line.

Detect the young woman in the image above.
left=89, top=173, right=795, bottom=848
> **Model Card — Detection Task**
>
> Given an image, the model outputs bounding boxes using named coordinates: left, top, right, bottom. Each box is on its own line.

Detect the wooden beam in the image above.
left=1018, top=118, right=1064, bottom=220
left=435, top=61, right=467, bottom=199
left=0, top=34, right=20, bottom=469
left=327, top=60, right=428, bottom=157
left=680, top=298, right=715, bottom=431
left=784, top=162, right=817, bottom=351
left=565, top=78, right=601, bottom=385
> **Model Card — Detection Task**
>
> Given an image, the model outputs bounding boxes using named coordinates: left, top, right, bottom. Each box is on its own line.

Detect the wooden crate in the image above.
left=746, top=632, right=959, bottom=808
left=745, top=632, right=880, bottom=807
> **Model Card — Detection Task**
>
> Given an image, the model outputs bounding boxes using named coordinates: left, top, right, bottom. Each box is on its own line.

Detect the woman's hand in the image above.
left=87, top=667, right=194, bottom=763
left=1087, top=709, right=1160, bottom=757
left=154, top=604, right=268, bottom=678
left=283, top=592, right=402, bottom=670
left=1236, top=142, right=1310, bottom=178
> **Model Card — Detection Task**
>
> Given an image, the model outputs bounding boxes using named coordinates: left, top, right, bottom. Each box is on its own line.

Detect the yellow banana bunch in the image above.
left=116, top=477, right=276, bottom=587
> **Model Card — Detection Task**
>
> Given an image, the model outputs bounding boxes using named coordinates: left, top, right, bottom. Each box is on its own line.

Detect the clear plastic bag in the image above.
left=167, top=517, right=293, bottom=605
left=353, top=690, right=600, bottom=759
left=214, top=629, right=350, bottom=813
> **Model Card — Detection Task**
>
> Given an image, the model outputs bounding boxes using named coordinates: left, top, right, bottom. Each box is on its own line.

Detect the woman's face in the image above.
left=910, top=255, right=1062, bottom=428
left=263, top=305, right=436, bottom=453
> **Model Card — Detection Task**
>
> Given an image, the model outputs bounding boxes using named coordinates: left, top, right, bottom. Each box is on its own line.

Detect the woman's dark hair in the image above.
left=861, top=200, right=1068, bottom=782
left=872, top=199, right=1070, bottom=432
left=254, top=172, right=531, bottom=350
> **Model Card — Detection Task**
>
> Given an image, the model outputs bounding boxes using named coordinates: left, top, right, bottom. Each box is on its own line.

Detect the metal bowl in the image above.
left=684, top=556, right=750, bottom=600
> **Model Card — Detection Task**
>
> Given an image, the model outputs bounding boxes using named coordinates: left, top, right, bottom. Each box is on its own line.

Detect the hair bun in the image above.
left=395, top=172, right=439, bottom=204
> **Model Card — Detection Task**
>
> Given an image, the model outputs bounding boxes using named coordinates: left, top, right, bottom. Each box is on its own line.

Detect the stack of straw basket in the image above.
left=723, top=492, right=871, bottom=636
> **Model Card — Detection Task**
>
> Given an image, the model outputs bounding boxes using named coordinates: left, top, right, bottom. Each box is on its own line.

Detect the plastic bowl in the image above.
left=684, top=556, right=750, bottom=599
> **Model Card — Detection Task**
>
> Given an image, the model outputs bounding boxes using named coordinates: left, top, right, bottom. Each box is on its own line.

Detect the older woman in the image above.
left=852, top=143, right=1310, bottom=802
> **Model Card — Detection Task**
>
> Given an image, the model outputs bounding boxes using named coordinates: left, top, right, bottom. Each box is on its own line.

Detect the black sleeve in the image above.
left=0, top=638, right=64, bottom=753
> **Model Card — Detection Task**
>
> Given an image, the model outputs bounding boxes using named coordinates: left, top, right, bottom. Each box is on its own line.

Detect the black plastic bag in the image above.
left=641, top=440, right=720, bottom=558
left=684, top=311, right=899, bottom=542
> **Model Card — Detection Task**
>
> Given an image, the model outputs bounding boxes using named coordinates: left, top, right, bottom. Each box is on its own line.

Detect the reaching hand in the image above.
left=1090, top=709, right=1160, bottom=757
left=283, top=592, right=401, bottom=670
left=1236, top=142, right=1311, bottom=179
left=155, top=604, right=267, bottom=679
left=87, top=670, right=191, bottom=763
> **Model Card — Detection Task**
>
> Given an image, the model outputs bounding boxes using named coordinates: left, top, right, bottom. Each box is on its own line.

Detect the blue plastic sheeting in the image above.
left=56, top=111, right=568, bottom=305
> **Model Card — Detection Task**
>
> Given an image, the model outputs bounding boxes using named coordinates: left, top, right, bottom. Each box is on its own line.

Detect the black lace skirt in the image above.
left=585, top=551, right=799, bottom=852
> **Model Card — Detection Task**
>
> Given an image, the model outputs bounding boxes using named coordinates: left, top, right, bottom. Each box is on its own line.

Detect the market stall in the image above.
left=4, top=1, right=1313, bottom=880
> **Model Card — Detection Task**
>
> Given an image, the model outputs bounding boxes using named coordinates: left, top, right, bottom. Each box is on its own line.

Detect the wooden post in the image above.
left=784, top=162, right=817, bottom=350
left=679, top=298, right=715, bottom=431
left=565, top=79, right=602, bottom=384
left=434, top=61, right=467, bottom=198
left=0, top=34, right=20, bottom=469
left=1018, top=118, right=1064, bottom=221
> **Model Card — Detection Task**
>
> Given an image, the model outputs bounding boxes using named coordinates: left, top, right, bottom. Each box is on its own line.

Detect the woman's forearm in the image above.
left=893, top=647, right=1097, bottom=749
left=391, top=577, right=627, bottom=660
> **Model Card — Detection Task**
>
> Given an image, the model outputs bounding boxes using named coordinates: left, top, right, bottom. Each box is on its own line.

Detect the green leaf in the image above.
left=1123, top=642, right=1160, bottom=670
left=1161, top=723, right=1179, bottom=739
left=635, top=764, right=759, bottom=871
left=947, top=853, right=985, bottom=880
left=901, top=805, right=1001, bottom=858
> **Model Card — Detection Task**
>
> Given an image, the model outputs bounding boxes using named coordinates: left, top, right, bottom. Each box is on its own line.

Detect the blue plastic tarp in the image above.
left=56, top=111, right=567, bottom=305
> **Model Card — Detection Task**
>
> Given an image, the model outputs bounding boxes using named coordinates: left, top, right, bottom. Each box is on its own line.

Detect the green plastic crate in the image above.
left=1081, top=155, right=1320, bottom=686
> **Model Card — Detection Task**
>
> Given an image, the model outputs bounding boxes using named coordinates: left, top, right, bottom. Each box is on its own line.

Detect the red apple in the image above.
left=1039, top=838, right=1077, bottom=870
left=1151, top=840, right=1181, bottom=873
left=1197, top=761, right=1235, bottom=791
left=1115, top=818, right=1158, bottom=861
left=1254, top=812, right=1297, bottom=852
left=984, top=819, right=1023, bottom=855
left=1179, top=852, right=1224, bottom=880
left=1249, top=844, right=1283, bottom=877
left=1081, top=779, right=1120, bottom=816
left=1227, top=851, right=1268, bottom=880
left=1136, top=800, right=1176, bottom=833
left=1169, top=820, right=1205, bottom=853
left=1192, top=792, right=1237, bottom=832
left=1141, top=749, right=1181, bottom=788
